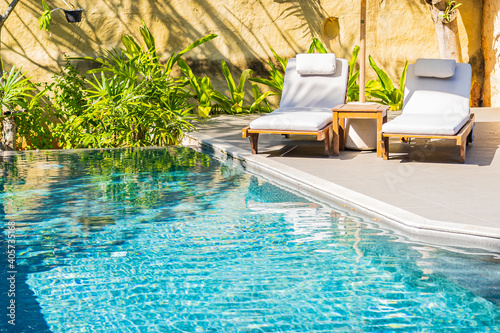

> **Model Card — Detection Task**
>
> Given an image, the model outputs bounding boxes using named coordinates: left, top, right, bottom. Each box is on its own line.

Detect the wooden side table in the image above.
left=331, top=103, right=389, bottom=157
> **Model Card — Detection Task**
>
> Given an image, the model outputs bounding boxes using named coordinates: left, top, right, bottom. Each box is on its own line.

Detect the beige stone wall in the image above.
left=483, top=0, right=500, bottom=107
left=0, top=0, right=487, bottom=104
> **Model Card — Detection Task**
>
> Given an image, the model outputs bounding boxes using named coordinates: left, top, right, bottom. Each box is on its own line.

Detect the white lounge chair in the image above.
left=380, top=58, right=474, bottom=163
left=242, top=53, right=349, bottom=156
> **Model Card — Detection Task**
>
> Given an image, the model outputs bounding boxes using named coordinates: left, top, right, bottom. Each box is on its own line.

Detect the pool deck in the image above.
left=183, top=107, right=500, bottom=252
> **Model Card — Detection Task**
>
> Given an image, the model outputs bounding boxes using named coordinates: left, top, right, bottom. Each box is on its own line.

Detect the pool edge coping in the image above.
left=184, top=131, right=500, bottom=252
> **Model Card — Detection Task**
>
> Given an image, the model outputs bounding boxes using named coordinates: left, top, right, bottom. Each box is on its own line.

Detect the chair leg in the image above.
left=467, top=128, right=474, bottom=145
left=324, top=129, right=332, bottom=157
left=248, top=133, right=259, bottom=154
left=459, top=140, right=466, bottom=163
left=381, top=136, right=389, bottom=160
left=328, top=126, right=334, bottom=155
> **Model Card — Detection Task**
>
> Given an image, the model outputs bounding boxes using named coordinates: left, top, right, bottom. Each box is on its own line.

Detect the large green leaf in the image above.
left=313, top=38, right=328, bottom=53
left=139, top=20, right=156, bottom=57
left=121, top=35, right=142, bottom=57
left=249, top=77, right=281, bottom=91
left=307, top=42, right=315, bottom=54
left=349, top=45, right=360, bottom=78
left=166, top=34, right=218, bottom=73
left=177, top=59, right=202, bottom=96
left=237, top=69, right=253, bottom=94
left=399, top=60, right=409, bottom=93
left=368, top=55, right=395, bottom=91
left=270, top=47, right=287, bottom=72
left=307, top=38, right=328, bottom=53
left=221, top=60, right=237, bottom=98
left=249, top=86, right=273, bottom=112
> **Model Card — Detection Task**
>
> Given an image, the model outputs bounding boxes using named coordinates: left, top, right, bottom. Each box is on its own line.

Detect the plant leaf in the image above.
left=221, top=60, right=236, bottom=99
left=270, top=47, right=287, bottom=72
left=140, top=20, right=156, bottom=57
left=237, top=69, right=253, bottom=93
left=349, top=45, right=360, bottom=78
left=166, top=34, right=218, bottom=73
left=399, top=60, right=409, bottom=93
left=313, top=38, right=328, bottom=53
left=368, top=55, right=395, bottom=91
left=121, top=35, right=142, bottom=57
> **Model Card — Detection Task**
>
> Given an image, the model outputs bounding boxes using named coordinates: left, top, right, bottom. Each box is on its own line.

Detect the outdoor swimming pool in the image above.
left=1, top=147, right=499, bottom=332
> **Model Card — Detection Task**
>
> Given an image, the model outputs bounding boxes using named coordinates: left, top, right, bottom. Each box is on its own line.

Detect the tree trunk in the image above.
left=1, top=108, right=17, bottom=151
left=1, top=117, right=17, bottom=151
left=427, top=0, right=463, bottom=62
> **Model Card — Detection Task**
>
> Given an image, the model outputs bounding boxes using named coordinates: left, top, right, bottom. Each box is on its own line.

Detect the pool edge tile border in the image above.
left=184, top=132, right=500, bottom=252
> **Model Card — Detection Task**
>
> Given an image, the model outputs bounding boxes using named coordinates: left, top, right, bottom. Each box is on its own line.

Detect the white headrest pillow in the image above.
left=414, top=58, right=456, bottom=78
left=296, top=53, right=336, bottom=75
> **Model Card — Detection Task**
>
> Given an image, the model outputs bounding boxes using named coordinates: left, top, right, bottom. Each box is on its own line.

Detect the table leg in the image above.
left=376, top=112, right=384, bottom=158
left=339, top=117, right=346, bottom=151
left=332, top=111, right=340, bottom=156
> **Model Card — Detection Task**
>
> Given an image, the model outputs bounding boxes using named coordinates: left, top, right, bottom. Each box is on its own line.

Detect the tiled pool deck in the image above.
left=183, top=107, right=500, bottom=252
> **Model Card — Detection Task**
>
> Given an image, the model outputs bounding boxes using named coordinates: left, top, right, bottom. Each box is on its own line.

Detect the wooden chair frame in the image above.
left=379, top=114, right=475, bottom=163
left=242, top=125, right=334, bottom=156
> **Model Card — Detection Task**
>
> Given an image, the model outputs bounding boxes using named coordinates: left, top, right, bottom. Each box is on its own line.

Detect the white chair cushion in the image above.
left=414, top=58, right=456, bottom=78
left=382, top=113, right=469, bottom=135
left=296, top=53, right=336, bottom=75
left=280, top=58, right=349, bottom=109
left=249, top=107, right=332, bottom=131
left=403, top=90, right=470, bottom=117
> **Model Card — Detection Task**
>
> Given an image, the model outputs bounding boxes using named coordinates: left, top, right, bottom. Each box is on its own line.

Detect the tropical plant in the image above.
left=38, top=0, right=81, bottom=32
left=15, top=58, right=88, bottom=150
left=55, top=21, right=208, bottom=148
left=0, top=65, right=33, bottom=113
left=250, top=83, right=272, bottom=113
left=212, top=60, right=272, bottom=114
left=439, top=1, right=462, bottom=23
left=307, top=38, right=328, bottom=53
left=0, top=61, right=66, bottom=150
left=365, top=55, right=408, bottom=110
left=0, top=65, right=47, bottom=149
left=177, top=58, right=215, bottom=118
left=347, top=45, right=361, bottom=102
left=15, top=87, right=57, bottom=150
left=38, top=1, right=53, bottom=32
left=163, top=34, right=218, bottom=75
left=249, top=47, right=287, bottom=93
left=49, top=56, right=88, bottom=118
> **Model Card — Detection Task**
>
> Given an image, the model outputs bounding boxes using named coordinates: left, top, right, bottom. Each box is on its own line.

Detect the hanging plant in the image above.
left=38, top=0, right=84, bottom=32
left=439, top=1, right=462, bottom=23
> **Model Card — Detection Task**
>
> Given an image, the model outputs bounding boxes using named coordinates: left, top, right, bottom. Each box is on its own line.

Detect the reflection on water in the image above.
left=0, top=147, right=499, bottom=332
left=77, top=216, right=116, bottom=232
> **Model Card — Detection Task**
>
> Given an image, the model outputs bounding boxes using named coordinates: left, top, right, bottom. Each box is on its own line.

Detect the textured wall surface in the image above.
left=483, top=0, right=500, bottom=107
left=0, top=0, right=490, bottom=104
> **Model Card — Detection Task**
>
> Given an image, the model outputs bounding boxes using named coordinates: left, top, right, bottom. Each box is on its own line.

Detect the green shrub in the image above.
left=177, top=58, right=215, bottom=118
left=0, top=65, right=55, bottom=150
left=61, top=21, right=215, bottom=148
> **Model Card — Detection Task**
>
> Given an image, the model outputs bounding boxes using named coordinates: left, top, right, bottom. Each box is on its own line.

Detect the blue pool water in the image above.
left=0, top=147, right=499, bottom=332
